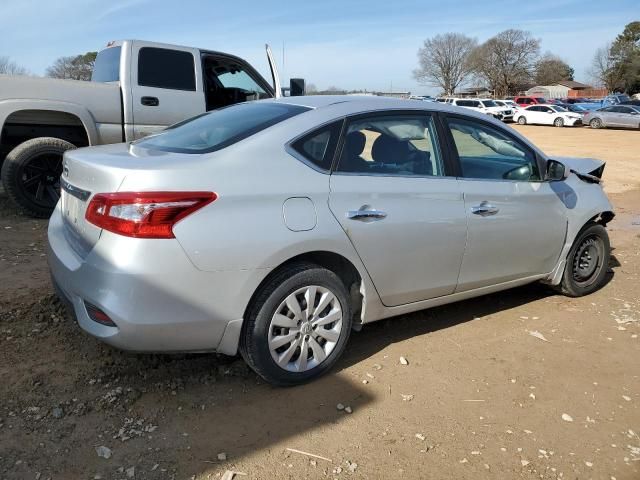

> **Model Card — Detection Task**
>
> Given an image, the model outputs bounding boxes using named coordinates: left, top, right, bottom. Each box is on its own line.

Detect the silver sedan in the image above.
left=48, top=96, right=614, bottom=385
left=584, top=105, right=640, bottom=129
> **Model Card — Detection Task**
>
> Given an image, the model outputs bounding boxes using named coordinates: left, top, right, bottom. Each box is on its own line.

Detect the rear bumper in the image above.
left=47, top=203, right=265, bottom=354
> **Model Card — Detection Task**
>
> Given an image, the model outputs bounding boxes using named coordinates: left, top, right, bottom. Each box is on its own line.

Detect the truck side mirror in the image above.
left=290, top=78, right=306, bottom=96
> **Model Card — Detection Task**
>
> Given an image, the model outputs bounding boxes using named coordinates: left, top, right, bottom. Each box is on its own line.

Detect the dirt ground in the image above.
left=0, top=126, right=639, bottom=480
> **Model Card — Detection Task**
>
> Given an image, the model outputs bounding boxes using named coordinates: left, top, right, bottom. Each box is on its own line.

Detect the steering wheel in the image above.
left=502, top=164, right=532, bottom=180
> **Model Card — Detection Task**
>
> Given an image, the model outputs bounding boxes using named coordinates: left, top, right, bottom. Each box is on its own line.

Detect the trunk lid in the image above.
left=60, top=143, right=202, bottom=257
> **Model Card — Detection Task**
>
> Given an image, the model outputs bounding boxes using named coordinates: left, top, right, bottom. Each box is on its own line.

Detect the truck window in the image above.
left=92, top=46, right=121, bottom=82
left=138, top=47, right=196, bottom=91
left=202, top=55, right=271, bottom=111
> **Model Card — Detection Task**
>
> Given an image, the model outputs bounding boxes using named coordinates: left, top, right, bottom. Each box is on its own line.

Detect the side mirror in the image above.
left=546, top=159, right=569, bottom=181
left=289, top=78, right=306, bottom=96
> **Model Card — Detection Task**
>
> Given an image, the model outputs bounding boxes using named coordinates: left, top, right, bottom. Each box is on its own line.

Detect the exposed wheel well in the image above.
left=245, top=251, right=364, bottom=326
left=589, top=210, right=615, bottom=227
left=1, top=110, right=89, bottom=163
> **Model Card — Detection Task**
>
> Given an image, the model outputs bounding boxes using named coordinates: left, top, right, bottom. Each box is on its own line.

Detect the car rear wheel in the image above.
left=556, top=223, right=610, bottom=297
left=240, top=262, right=352, bottom=386
left=590, top=118, right=602, bottom=129
left=517, top=116, right=527, bottom=125
left=554, top=117, right=564, bottom=127
left=1, top=137, right=75, bottom=218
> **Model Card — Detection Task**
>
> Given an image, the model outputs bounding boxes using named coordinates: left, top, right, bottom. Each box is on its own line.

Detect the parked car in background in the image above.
left=583, top=105, right=640, bottom=129
left=48, top=95, right=614, bottom=386
left=409, top=95, right=435, bottom=102
left=0, top=39, right=294, bottom=217
left=514, top=96, right=547, bottom=107
left=514, top=105, right=583, bottom=127
left=450, top=98, right=513, bottom=121
left=495, top=100, right=522, bottom=114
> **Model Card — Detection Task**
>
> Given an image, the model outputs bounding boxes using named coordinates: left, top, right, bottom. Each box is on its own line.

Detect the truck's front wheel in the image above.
left=1, top=138, right=75, bottom=218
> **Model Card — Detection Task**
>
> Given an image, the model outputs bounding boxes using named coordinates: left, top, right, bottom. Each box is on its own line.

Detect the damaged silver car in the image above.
left=48, top=96, right=614, bottom=385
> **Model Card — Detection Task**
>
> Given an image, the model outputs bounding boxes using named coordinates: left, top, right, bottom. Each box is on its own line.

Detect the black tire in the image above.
left=554, top=117, right=564, bottom=127
left=240, top=262, right=352, bottom=386
left=517, top=116, right=527, bottom=125
left=589, top=118, right=602, bottom=129
left=1, top=137, right=75, bottom=218
left=556, top=223, right=610, bottom=297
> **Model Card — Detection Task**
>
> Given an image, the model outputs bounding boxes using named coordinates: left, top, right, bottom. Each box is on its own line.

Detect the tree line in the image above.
left=0, top=51, right=97, bottom=80
left=413, top=21, right=639, bottom=97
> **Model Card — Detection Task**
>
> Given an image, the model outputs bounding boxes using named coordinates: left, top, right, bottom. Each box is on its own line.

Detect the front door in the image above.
left=328, top=112, right=468, bottom=306
left=444, top=116, right=567, bottom=291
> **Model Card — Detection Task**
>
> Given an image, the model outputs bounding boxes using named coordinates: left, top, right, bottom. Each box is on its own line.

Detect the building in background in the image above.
left=526, top=81, right=608, bottom=99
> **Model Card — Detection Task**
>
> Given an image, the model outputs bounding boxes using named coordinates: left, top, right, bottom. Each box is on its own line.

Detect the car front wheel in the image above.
left=556, top=223, right=610, bottom=297
left=517, top=116, right=527, bottom=125
left=240, top=262, right=352, bottom=386
left=554, top=117, right=564, bottom=127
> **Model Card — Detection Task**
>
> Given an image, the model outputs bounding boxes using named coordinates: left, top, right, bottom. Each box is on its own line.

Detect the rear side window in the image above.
left=92, top=46, right=121, bottom=82
left=290, top=121, right=342, bottom=172
left=138, top=47, right=196, bottom=91
left=136, top=102, right=310, bottom=154
left=457, top=100, right=471, bottom=107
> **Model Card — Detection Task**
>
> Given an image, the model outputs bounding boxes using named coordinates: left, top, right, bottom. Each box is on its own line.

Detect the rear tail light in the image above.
left=86, top=191, right=216, bottom=239
left=84, top=301, right=117, bottom=327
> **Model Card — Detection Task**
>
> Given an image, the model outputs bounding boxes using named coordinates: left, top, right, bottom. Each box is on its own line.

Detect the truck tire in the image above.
left=1, top=137, right=75, bottom=218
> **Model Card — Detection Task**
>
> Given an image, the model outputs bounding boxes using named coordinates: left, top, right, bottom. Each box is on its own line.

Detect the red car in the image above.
left=514, top=96, right=547, bottom=106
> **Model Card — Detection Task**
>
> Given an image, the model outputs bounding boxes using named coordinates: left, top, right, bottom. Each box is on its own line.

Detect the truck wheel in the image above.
left=1, top=137, right=75, bottom=218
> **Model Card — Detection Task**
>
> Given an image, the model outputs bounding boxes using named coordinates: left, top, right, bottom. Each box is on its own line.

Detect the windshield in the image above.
left=615, top=94, right=631, bottom=103
left=135, top=102, right=310, bottom=154
left=482, top=100, right=498, bottom=107
left=91, top=46, right=121, bottom=82
left=568, top=105, right=585, bottom=112
left=550, top=106, right=568, bottom=112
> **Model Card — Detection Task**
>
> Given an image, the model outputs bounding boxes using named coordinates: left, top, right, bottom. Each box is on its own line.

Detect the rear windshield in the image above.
left=135, top=102, right=310, bottom=154
left=92, top=46, right=121, bottom=82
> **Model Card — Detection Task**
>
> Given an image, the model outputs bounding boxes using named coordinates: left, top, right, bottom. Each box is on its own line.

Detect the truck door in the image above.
left=130, top=43, right=205, bottom=139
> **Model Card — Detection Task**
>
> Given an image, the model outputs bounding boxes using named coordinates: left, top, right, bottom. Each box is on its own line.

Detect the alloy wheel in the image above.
left=268, top=285, right=343, bottom=372
left=18, top=153, right=62, bottom=209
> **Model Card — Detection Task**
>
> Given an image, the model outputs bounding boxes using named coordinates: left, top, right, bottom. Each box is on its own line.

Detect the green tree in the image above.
left=46, top=51, right=98, bottom=81
left=534, top=53, right=574, bottom=85
left=609, top=21, right=640, bottom=93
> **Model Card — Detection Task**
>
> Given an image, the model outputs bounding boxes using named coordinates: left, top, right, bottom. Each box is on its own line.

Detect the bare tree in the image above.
left=470, top=29, right=540, bottom=97
left=588, top=44, right=615, bottom=88
left=412, top=33, right=477, bottom=96
left=534, top=53, right=573, bottom=85
left=46, top=52, right=97, bottom=81
left=0, top=56, right=28, bottom=75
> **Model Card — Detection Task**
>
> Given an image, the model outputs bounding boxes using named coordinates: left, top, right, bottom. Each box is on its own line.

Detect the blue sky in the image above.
left=1, top=0, right=637, bottom=94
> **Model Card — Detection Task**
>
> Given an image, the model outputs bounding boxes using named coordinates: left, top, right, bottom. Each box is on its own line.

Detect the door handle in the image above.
left=471, top=202, right=499, bottom=217
left=347, top=208, right=387, bottom=221
left=141, top=96, right=159, bottom=106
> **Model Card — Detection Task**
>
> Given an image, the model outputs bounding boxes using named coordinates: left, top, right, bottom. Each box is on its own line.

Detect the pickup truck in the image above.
left=0, top=39, right=298, bottom=217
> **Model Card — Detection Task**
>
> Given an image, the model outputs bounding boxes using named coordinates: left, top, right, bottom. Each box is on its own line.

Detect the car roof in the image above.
left=267, top=95, right=457, bottom=113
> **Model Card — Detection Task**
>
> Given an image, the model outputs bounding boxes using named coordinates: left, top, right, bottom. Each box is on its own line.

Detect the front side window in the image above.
left=336, top=114, right=444, bottom=177
left=135, top=102, right=309, bottom=154
left=138, top=47, right=196, bottom=91
left=447, top=118, right=540, bottom=181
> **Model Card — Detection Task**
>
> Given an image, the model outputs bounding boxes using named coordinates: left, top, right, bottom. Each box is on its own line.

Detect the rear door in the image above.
left=328, top=111, right=468, bottom=306
left=443, top=115, right=566, bottom=291
left=130, top=43, right=205, bottom=139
